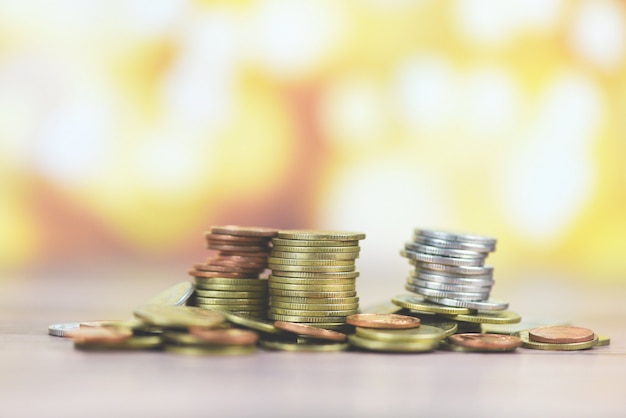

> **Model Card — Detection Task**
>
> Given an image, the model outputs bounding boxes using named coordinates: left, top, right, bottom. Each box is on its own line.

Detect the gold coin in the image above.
left=596, top=335, right=611, bottom=346
left=74, top=336, right=163, bottom=351
left=355, top=324, right=445, bottom=343
left=133, top=305, right=225, bottom=329
left=165, top=344, right=257, bottom=356
left=271, top=270, right=360, bottom=279
left=270, top=295, right=359, bottom=304
left=268, top=257, right=355, bottom=267
left=270, top=251, right=359, bottom=261
left=270, top=301, right=359, bottom=311
left=295, top=323, right=348, bottom=331
left=194, top=277, right=268, bottom=287
left=260, top=339, right=349, bottom=352
left=277, top=230, right=366, bottom=241
left=270, top=289, right=357, bottom=298
left=443, top=310, right=522, bottom=325
left=400, top=312, right=458, bottom=337
left=348, top=334, right=438, bottom=353
left=163, top=330, right=259, bottom=346
left=268, top=282, right=356, bottom=292
left=272, top=238, right=359, bottom=247
left=218, top=310, right=284, bottom=334
left=268, top=264, right=355, bottom=273
left=195, top=283, right=270, bottom=292
left=269, top=307, right=358, bottom=317
left=391, top=294, right=472, bottom=315
left=267, top=313, right=348, bottom=323
left=195, top=289, right=268, bottom=299
left=346, top=313, right=421, bottom=329
left=517, top=331, right=598, bottom=351
left=210, top=225, right=278, bottom=237
left=194, top=297, right=267, bottom=306
left=268, top=276, right=355, bottom=286
left=195, top=304, right=267, bottom=312
left=273, top=321, right=347, bottom=342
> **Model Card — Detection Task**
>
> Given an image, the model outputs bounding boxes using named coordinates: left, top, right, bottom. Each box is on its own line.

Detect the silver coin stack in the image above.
left=400, top=228, right=508, bottom=311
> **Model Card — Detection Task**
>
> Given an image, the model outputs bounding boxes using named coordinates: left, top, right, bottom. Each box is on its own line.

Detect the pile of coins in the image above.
left=267, top=230, right=365, bottom=330
left=401, top=228, right=508, bottom=311
left=188, top=226, right=278, bottom=318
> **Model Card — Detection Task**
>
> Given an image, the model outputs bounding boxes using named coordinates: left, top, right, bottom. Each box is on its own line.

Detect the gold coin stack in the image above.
left=266, top=230, right=365, bottom=330
left=188, top=225, right=278, bottom=318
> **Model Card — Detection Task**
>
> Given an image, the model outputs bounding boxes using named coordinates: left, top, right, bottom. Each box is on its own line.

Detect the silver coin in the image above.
left=405, top=284, right=489, bottom=300
left=401, top=250, right=485, bottom=267
left=425, top=296, right=509, bottom=311
left=411, top=262, right=494, bottom=276
left=415, top=229, right=497, bottom=245
left=412, top=270, right=494, bottom=286
left=407, top=277, right=492, bottom=293
left=411, top=234, right=495, bottom=253
left=405, top=242, right=487, bottom=260
left=143, top=282, right=195, bottom=306
left=48, top=323, right=80, bottom=338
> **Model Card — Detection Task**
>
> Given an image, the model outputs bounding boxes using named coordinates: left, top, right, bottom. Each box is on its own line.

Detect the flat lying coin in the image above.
left=392, top=294, right=472, bottom=315
left=72, top=327, right=133, bottom=344
left=274, top=321, right=347, bottom=342
left=518, top=331, right=598, bottom=351
left=219, top=311, right=284, bottom=335
left=528, top=326, right=595, bottom=344
left=260, top=339, right=349, bottom=352
left=345, top=313, right=420, bottom=329
left=348, top=334, right=439, bottom=353
left=447, top=333, right=522, bottom=352
left=48, top=323, right=80, bottom=338
left=75, top=336, right=163, bottom=351
left=443, top=310, right=521, bottom=325
left=355, top=324, right=445, bottom=343
left=134, top=305, right=225, bottom=329
left=596, top=335, right=611, bottom=346
left=166, top=329, right=259, bottom=346
left=401, top=312, right=458, bottom=337
left=165, top=345, right=257, bottom=356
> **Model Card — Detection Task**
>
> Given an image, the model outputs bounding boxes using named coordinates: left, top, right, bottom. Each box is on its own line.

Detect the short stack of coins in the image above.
left=267, top=230, right=365, bottom=330
left=400, top=228, right=509, bottom=311
left=188, top=225, right=278, bottom=318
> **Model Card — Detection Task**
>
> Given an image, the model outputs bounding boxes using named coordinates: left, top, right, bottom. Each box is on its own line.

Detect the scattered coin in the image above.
left=274, top=321, right=348, bottom=342
left=518, top=331, right=598, bottom=351
left=355, top=324, right=445, bottom=343
left=134, top=305, right=225, bottom=329
left=345, top=314, right=421, bottom=329
left=442, top=310, right=522, bottom=325
left=447, top=333, right=522, bottom=352
left=348, top=334, right=439, bottom=353
left=72, top=327, right=133, bottom=344
left=48, top=323, right=80, bottom=338
left=260, top=339, right=349, bottom=352
left=391, top=294, right=472, bottom=315
left=142, top=282, right=195, bottom=306
left=528, top=326, right=595, bottom=344
left=165, top=345, right=257, bottom=356
left=74, top=336, right=163, bottom=351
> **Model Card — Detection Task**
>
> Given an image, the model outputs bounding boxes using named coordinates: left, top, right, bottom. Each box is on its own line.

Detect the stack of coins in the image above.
left=266, top=230, right=365, bottom=330
left=400, top=228, right=509, bottom=311
left=188, top=226, right=278, bottom=318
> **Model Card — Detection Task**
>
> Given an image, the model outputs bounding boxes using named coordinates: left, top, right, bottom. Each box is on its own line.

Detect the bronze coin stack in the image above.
left=188, top=225, right=278, bottom=318
left=266, top=230, right=365, bottom=330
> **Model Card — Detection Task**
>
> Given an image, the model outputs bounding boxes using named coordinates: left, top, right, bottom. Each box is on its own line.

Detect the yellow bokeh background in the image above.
left=1, top=0, right=625, bottom=282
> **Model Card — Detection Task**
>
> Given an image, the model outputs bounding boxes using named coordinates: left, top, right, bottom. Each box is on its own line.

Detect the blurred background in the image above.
left=1, top=0, right=625, bottom=303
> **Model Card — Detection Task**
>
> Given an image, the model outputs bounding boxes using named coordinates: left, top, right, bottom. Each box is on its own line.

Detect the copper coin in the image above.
left=207, top=257, right=267, bottom=269
left=188, top=327, right=259, bottom=345
left=211, top=225, right=279, bottom=238
left=345, top=314, right=421, bottom=329
left=193, top=263, right=263, bottom=274
left=205, top=233, right=271, bottom=244
left=529, top=326, right=595, bottom=344
left=72, top=327, right=133, bottom=344
left=188, top=270, right=257, bottom=279
left=448, top=333, right=522, bottom=350
left=273, top=321, right=347, bottom=342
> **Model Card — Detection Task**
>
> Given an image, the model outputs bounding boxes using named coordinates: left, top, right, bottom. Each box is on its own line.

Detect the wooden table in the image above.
left=1, top=265, right=624, bottom=417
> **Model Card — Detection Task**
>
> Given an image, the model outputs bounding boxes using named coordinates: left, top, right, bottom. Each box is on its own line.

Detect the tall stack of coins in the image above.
left=266, top=230, right=365, bottom=330
left=188, top=226, right=278, bottom=318
left=400, top=228, right=509, bottom=311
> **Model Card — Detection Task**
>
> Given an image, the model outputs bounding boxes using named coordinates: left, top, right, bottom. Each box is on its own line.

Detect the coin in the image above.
left=272, top=238, right=359, bottom=247
left=355, top=324, right=445, bottom=342
left=195, top=289, right=268, bottom=299
left=142, top=282, right=195, bottom=306
left=260, top=339, right=349, bottom=352
left=270, top=301, right=359, bottom=311
left=407, top=278, right=492, bottom=292
left=271, top=270, right=360, bottom=279
left=48, top=323, right=80, bottom=338
left=348, top=334, right=439, bottom=353
left=218, top=310, right=284, bottom=334
left=134, top=305, right=225, bottom=329
left=269, top=289, right=358, bottom=298
left=481, top=318, right=569, bottom=335
left=443, top=310, right=521, bottom=324
left=204, top=233, right=270, bottom=243
left=268, top=257, right=355, bottom=267
left=74, top=336, right=163, bottom=351
left=271, top=246, right=360, bottom=254
left=194, top=297, right=267, bottom=306
left=414, top=228, right=496, bottom=245
left=70, top=327, right=133, bottom=344
left=268, top=264, right=355, bottom=273
left=273, top=321, right=347, bottom=342
left=401, top=250, right=485, bottom=267
left=426, top=297, right=508, bottom=311
left=448, top=333, right=522, bottom=351
left=277, top=230, right=366, bottom=241
left=211, top=225, right=278, bottom=237
left=412, top=270, right=494, bottom=286
left=345, top=313, right=421, bottom=329
left=517, top=331, right=598, bottom=351
left=189, top=270, right=257, bottom=279
left=193, top=263, right=263, bottom=274
left=267, top=313, right=349, bottom=323
left=270, top=295, right=359, bottom=304
left=165, top=345, right=257, bottom=356
left=270, top=251, right=359, bottom=260
left=270, top=308, right=358, bottom=317
left=405, top=243, right=486, bottom=259
left=412, top=262, right=494, bottom=276
left=268, top=276, right=356, bottom=285
left=400, top=312, right=458, bottom=337
left=405, top=283, right=490, bottom=300
left=194, top=277, right=268, bottom=287
left=412, top=234, right=495, bottom=252
left=391, top=294, right=472, bottom=315
left=268, top=282, right=356, bottom=292
left=596, top=335, right=611, bottom=346
left=528, top=326, right=595, bottom=344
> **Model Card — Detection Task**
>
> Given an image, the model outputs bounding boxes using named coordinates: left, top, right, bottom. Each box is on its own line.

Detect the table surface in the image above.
left=1, top=265, right=625, bottom=418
